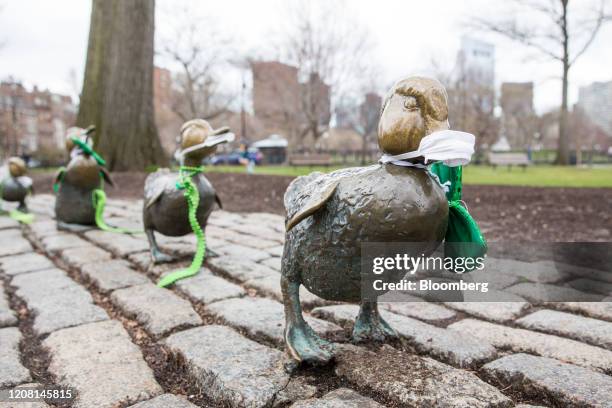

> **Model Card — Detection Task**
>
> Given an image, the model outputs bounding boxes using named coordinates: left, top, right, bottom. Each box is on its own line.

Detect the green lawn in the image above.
left=206, top=164, right=612, bottom=188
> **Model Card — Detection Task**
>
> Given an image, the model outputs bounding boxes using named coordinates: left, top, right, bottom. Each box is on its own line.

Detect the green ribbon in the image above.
left=157, top=166, right=207, bottom=288
left=92, top=188, right=142, bottom=234
left=71, top=136, right=106, bottom=166
left=429, top=162, right=487, bottom=272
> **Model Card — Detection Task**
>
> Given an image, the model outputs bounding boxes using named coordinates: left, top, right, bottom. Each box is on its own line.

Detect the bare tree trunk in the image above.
left=77, top=0, right=167, bottom=171
left=557, top=0, right=571, bottom=165
left=361, top=133, right=368, bottom=165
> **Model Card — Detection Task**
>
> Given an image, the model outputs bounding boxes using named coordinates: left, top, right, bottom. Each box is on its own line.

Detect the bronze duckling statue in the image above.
left=143, top=119, right=233, bottom=264
left=54, top=126, right=113, bottom=231
left=282, top=77, right=460, bottom=365
left=1, top=157, right=33, bottom=213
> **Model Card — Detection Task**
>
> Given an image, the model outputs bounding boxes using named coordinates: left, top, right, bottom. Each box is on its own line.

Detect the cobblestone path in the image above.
left=1, top=194, right=611, bottom=407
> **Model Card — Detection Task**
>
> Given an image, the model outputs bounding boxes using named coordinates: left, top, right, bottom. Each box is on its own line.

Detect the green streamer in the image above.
left=92, top=189, right=142, bottom=234
left=157, top=166, right=206, bottom=288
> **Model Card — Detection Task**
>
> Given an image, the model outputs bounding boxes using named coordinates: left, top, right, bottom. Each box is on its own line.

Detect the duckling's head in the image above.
left=179, top=119, right=234, bottom=164
left=65, top=127, right=87, bottom=153
left=8, top=157, right=26, bottom=177
left=378, top=77, right=449, bottom=156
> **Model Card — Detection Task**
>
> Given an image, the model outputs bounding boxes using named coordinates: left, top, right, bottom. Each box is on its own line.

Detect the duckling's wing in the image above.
left=285, top=173, right=339, bottom=232
left=100, top=167, right=114, bottom=187
left=53, top=168, right=66, bottom=191
left=215, top=193, right=223, bottom=209
left=284, top=166, right=379, bottom=232
left=144, top=169, right=171, bottom=209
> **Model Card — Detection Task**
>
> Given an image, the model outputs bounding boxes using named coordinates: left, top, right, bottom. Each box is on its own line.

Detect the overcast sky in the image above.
left=1, top=0, right=610, bottom=114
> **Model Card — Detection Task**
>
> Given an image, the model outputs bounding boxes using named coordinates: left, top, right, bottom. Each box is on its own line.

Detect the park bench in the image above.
left=289, top=153, right=333, bottom=167
left=488, top=152, right=531, bottom=170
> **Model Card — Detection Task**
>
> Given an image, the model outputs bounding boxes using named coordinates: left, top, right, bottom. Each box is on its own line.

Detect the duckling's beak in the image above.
left=180, top=128, right=235, bottom=158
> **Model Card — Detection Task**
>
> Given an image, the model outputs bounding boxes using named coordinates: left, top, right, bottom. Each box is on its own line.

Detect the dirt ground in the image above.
left=32, top=171, right=612, bottom=242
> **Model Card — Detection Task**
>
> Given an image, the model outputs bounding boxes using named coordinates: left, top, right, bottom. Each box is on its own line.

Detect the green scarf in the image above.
left=429, top=162, right=487, bottom=272
left=157, top=166, right=207, bottom=287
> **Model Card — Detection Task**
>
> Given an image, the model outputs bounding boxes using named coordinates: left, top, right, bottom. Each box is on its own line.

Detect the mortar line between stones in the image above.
left=20, top=227, right=223, bottom=408
left=0, top=260, right=71, bottom=408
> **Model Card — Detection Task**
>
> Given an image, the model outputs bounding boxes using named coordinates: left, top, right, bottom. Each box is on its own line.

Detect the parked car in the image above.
left=209, top=148, right=263, bottom=165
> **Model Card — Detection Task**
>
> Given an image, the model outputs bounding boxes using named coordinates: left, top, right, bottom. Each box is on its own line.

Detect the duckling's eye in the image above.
left=403, top=97, right=418, bottom=111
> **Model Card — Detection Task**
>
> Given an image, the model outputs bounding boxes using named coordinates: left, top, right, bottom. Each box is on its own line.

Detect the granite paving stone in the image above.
left=204, top=225, right=244, bottom=242
left=208, top=256, right=279, bottom=282
left=60, top=245, right=112, bottom=268
left=554, top=301, right=612, bottom=321
left=111, top=283, right=202, bottom=337
left=247, top=212, right=285, bottom=226
left=482, top=353, right=612, bottom=407
left=484, top=258, right=569, bottom=283
left=216, top=243, right=271, bottom=262
left=0, top=327, right=31, bottom=387
left=335, top=344, right=511, bottom=407
left=175, top=268, right=245, bottom=304
left=40, top=234, right=90, bottom=254
left=44, top=320, right=162, bottom=408
left=261, top=256, right=281, bottom=271
left=505, top=282, right=603, bottom=303
left=225, top=234, right=279, bottom=250
left=0, top=217, right=19, bottom=230
left=313, top=305, right=496, bottom=367
left=80, top=259, right=149, bottom=292
left=514, top=405, right=546, bottom=408
left=265, top=245, right=284, bottom=258
left=380, top=296, right=457, bottom=323
left=233, top=223, right=284, bottom=242
left=165, top=325, right=309, bottom=407
left=207, top=297, right=341, bottom=344
left=0, top=281, right=17, bottom=327
left=84, top=230, right=149, bottom=256
left=25, top=220, right=63, bottom=239
left=290, top=388, right=384, bottom=408
left=443, top=300, right=529, bottom=322
left=449, top=318, right=612, bottom=372
left=0, top=252, right=54, bottom=276
left=468, top=268, right=522, bottom=290
left=0, top=236, right=32, bottom=257
left=245, top=274, right=325, bottom=307
left=516, top=309, right=612, bottom=349
left=567, top=278, right=612, bottom=296
left=12, top=268, right=108, bottom=335
left=128, top=394, right=198, bottom=408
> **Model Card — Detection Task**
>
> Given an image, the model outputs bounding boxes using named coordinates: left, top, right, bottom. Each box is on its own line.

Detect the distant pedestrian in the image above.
left=239, top=143, right=255, bottom=174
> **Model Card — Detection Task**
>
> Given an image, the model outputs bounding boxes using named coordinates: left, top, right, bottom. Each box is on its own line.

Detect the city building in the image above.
left=500, top=82, right=536, bottom=149
left=451, top=37, right=497, bottom=150
left=456, top=36, right=495, bottom=93
left=152, top=66, right=179, bottom=155
left=577, top=80, right=612, bottom=136
left=0, top=80, right=76, bottom=161
left=251, top=60, right=331, bottom=149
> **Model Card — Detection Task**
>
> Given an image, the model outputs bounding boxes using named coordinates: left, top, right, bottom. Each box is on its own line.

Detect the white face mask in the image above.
left=379, top=130, right=475, bottom=168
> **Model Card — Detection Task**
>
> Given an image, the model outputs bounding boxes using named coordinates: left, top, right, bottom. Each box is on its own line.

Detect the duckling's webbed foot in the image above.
left=352, top=300, right=398, bottom=343
left=17, top=201, right=28, bottom=213
left=146, top=228, right=175, bottom=264
left=282, top=275, right=334, bottom=366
